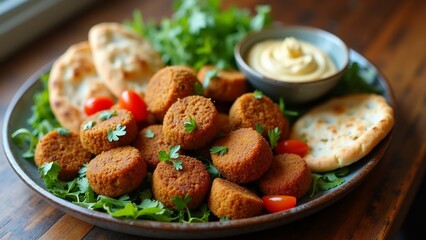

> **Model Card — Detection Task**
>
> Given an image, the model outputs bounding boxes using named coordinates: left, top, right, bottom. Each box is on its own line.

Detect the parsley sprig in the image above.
left=172, top=194, right=210, bottom=223
left=99, top=110, right=117, bottom=121
left=210, top=146, right=228, bottom=156
left=83, top=120, right=96, bottom=130
left=184, top=117, right=198, bottom=133
left=255, top=123, right=264, bottom=135
left=158, top=145, right=182, bottom=170
left=202, top=70, right=219, bottom=89
left=107, top=124, right=127, bottom=142
left=56, top=127, right=70, bottom=136
left=253, top=90, right=263, bottom=99
left=309, top=167, right=350, bottom=197
left=144, top=129, right=155, bottom=139
left=278, top=98, right=298, bottom=117
left=268, top=127, right=281, bottom=149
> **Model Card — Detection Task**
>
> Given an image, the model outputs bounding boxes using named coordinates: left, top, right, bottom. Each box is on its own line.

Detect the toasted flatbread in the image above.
left=88, top=22, right=163, bottom=97
left=291, top=93, right=394, bottom=172
left=49, top=41, right=114, bottom=132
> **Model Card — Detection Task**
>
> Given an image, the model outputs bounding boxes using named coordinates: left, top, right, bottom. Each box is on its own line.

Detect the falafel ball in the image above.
left=34, top=130, right=92, bottom=181
left=211, top=128, right=272, bottom=184
left=80, top=109, right=138, bottom=155
left=163, top=95, right=219, bottom=150
left=257, top=154, right=312, bottom=199
left=208, top=178, right=263, bottom=220
left=229, top=92, right=289, bottom=139
left=133, top=124, right=181, bottom=172
left=197, top=65, right=247, bottom=102
left=152, top=155, right=211, bottom=210
left=145, top=66, right=199, bottom=120
left=86, top=146, right=146, bottom=197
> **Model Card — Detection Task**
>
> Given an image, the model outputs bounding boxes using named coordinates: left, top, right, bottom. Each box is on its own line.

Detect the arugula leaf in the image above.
left=267, top=127, right=281, bottom=149
left=107, top=124, right=127, bottom=142
left=184, top=117, right=198, bottom=133
left=83, top=120, right=96, bottom=130
left=255, top=123, right=264, bottom=135
left=99, top=110, right=117, bottom=121
left=210, top=146, right=228, bottom=156
left=144, top=129, right=155, bottom=139
left=253, top=90, right=263, bottom=99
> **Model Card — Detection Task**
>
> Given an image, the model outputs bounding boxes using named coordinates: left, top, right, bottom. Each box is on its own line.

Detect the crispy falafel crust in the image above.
left=257, top=154, right=312, bottom=199
left=34, top=131, right=92, bottom=181
left=208, top=178, right=263, bottom=220
left=145, top=66, right=198, bottom=120
left=80, top=109, right=137, bottom=155
left=211, top=128, right=273, bottom=184
left=86, top=146, right=146, bottom=197
left=152, top=155, right=211, bottom=209
left=229, top=92, right=289, bottom=139
left=163, top=95, right=219, bottom=150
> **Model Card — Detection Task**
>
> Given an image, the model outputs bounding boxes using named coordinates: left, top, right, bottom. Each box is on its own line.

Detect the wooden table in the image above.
left=1, top=0, right=425, bottom=239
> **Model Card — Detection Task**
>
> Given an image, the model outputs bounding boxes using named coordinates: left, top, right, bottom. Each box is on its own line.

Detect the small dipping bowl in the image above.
left=235, top=26, right=349, bottom=103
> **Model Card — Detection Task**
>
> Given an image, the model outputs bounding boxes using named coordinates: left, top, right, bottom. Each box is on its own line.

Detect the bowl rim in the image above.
left=234, top=25, right=350, bottom=87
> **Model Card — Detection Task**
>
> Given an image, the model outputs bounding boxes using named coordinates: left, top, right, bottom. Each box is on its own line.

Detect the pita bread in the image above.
left=89, top=22, right=163, bottom=97
left=291, top=93, right=394, bottom=172
left=49, top=41, right=114, bottom=132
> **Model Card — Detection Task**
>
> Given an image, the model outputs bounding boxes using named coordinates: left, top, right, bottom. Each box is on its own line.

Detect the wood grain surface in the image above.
left=1, top=0, right=425, bottom=239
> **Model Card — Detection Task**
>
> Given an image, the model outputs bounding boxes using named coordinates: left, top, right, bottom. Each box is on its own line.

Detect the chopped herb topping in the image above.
left=203, top=70, right=219, bottom=89
left=56, top=128, right=70, bottom=136
left=144, top=129, right=155, bottom=139
left=278, top=97, right=299, bottom=117
left=184, top=117, right=198, bottom=133
left=268, top=127, right=281, bottom=149
left=98, top=110, right=117, bottom=121
left=158, top=145, right=182, bottom=170
left=210, top=146, right=228, bottom=156
left=253, top=90, right=263, bottom=99
left=194, top=82, right=204, bottom=96
left=107, top=124, right=126, bottom=142
left=255, top=123, right=264, bottom=135
left=83, top=120, right=96, bottom=130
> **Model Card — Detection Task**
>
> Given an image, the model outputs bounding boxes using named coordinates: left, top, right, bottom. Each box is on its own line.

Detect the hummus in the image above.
left=247, top=37, right=336, bottom=82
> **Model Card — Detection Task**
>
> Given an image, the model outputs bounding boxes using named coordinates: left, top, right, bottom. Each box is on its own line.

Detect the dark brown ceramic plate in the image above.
left=2, top=50, right=394, bottom=239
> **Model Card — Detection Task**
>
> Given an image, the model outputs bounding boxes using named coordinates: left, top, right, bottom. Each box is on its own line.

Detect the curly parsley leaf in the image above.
left=107, top=124, right=127, bottom=142
left=268, top=127, right=281, bottom=149
left=172, top=160, right=183, bottom=170
left=255, top=123, right=264, bottom=135
left=184, top=117, right=198, bottom=133
left=309, top=166, right=350, bottom=197
left=253, top=90, right=263, bottom=99
left=144, top=129, right=155, bottom=139
left=99, top=110, right=117, bottom=121
left=210, top=146, right=228, bottom=156
left=83, top=120, right=96, bottom=130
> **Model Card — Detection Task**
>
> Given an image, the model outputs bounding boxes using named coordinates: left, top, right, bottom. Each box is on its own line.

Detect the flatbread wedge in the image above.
left=49, top=41, right=114, bottom=132
left=291, top=93, right=394, bottom=172
left=89, top=22, right=163, bottom=97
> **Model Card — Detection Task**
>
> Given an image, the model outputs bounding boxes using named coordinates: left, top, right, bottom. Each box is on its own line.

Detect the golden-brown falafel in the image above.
left=211, top=128, right=272, bottom=184
left=80, top=109, right=138, bottom=154
left=152, top=155, right=211, bottom=210
left=229, top=92, right=289, bottom=139
left=208, top=178, right=263, bottom=220
left=86, top=146, right=146, bottom=197
left=197, top=65, right=247, bottom=102
left=34, top=129, right=92, bottom=181
left=257, top=154, right=312, bottom=199
left=145, top=66, right=199, bottom=120
left=163, top=95, right=219, bottom=150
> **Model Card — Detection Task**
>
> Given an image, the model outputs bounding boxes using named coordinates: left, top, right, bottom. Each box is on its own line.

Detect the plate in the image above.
left=2, top=49, right=395, bottom=239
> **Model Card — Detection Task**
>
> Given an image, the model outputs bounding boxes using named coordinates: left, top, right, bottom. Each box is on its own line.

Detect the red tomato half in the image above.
left=84, top=96, right=114, bottom=116
left=119, top=90, right=148, bottom=122
left=262, top=195, right=296, bottom=213
left=275, top=139, right=309, bottom=157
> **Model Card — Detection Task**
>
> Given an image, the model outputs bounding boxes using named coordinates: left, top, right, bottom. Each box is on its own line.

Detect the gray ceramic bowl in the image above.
left=235, top=26, right=349, bottom=103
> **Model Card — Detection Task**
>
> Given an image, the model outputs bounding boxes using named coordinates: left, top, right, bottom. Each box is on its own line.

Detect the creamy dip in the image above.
left=247, top=37, right=337, bottom=82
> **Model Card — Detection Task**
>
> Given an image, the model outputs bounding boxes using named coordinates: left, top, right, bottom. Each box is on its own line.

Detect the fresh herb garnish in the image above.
left=83, top=120, right=96, bottom=130
left=194, top=82, right=204, bottom=96
left=196, top=156, right=221, bottom=179
left=56, top=127, right=70, bottom=136
left=107, top=124, right=127, bottom=142
left=172, top=194, right=210, bottom=223
left=219, top=216, right=230, bottom=222
left=144, top=129, right=155, bottom=139
left=268, top=127, right=281, bottom=149
left=278, top=97, right=299, bottom=117
left=210, top=146, right=228, bottom=156
left=125, top=0, right=271, bottom=70
left=309, top=167, right=350, bottom=197
left=98, top=110, right=117, bottom=121
left=158, top=145, right=182, bottom=170
left=203, top=70, right=219, bottom=89
left=184, top=117, right=198, bottom=133
left=255, top=123, right=264, bottom=135
left=253, top=90, right=263, bottom=99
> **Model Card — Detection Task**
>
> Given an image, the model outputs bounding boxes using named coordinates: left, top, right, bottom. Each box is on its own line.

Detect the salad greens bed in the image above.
left=11, top=0, right=381, bottom=222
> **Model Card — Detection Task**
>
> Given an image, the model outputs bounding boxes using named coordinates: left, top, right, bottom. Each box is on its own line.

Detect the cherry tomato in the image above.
left=119, top=90, right=148, bottom=122
left=84, top=96, right=114, bottom=116
left=262, top=195, right=296, bottom=213
left=275, top=139, right=309, bottom=157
